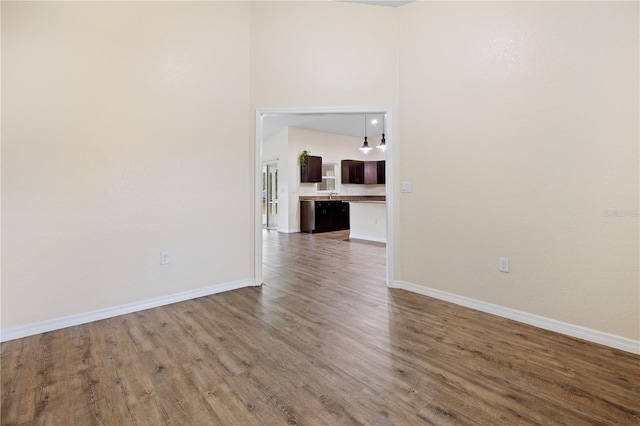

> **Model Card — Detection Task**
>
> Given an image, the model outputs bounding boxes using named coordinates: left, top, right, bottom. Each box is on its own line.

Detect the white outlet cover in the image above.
left=401, top=181, right=412, bottom=193
left=498, top=257, right=509, bottom=272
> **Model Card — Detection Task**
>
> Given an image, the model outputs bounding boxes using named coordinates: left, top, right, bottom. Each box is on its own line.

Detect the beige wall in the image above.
left=399, top=1, right=639, bottom=339
left=2, top=1, right=638, bottom=343
left=250, top=2, right=399, bottom=109
left=2, top=0, right=400, bottom=332
left=2, top=2, right=252, bottom=328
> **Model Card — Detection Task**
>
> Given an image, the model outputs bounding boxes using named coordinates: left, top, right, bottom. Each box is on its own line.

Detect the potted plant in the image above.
left=299, top=150, right=309, bottom=169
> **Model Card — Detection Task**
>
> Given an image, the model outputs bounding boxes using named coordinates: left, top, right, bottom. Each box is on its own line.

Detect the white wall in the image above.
left=350, top=202, right=387, bottom=243
left=398, top=1, right=639, bottom=340
left=2, top=2, right=252, bottom=329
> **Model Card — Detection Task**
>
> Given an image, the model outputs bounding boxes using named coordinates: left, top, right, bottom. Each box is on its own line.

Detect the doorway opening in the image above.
left=254, top=107, right=395, bottom=287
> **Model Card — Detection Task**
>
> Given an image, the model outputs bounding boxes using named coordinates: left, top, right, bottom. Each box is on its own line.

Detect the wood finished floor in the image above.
left=2, top=230, right=639, bottom=425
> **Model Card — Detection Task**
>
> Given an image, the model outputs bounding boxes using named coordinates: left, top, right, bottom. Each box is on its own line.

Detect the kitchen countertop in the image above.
left=299, top=195, right=386, bottom=202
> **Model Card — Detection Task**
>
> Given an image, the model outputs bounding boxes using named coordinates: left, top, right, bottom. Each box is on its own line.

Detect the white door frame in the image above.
left=254, top=106, right=395, bottom=287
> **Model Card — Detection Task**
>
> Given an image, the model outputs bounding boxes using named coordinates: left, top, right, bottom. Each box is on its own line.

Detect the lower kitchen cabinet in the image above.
left=300, top=200, right=350, bottom=233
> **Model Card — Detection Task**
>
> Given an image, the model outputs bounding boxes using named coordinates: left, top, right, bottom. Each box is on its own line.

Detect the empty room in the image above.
left=2, top=1, right=638, bottom=424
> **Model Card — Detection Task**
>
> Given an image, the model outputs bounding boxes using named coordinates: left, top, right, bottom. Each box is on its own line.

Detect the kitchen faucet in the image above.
left=329, top=191, right=337, bottom=200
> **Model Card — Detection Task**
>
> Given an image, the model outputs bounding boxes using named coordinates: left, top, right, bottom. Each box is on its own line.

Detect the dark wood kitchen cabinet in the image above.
left=364, top=161, right=378, bottom=184
left=300, top=200, right=350, bottom=233
left=376, top=160, right=386, bottom=184
left=342, top=159, right=385, bottom=184
left=341, top=160, right=364, bottom=184
left=335, top=201, right=350, bottom=230
left=301, top=155, right=322, bottom=183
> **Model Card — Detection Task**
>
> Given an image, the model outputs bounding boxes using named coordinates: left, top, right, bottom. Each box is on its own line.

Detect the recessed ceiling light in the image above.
left=371, top=119, right=378, bottom=125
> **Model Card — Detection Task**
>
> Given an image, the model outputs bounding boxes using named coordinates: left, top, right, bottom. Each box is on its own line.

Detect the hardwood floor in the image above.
left=2, top=230, right=639, bottom=425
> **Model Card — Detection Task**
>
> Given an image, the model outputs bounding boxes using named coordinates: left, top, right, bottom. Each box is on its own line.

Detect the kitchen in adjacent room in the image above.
left=262, top=113, right=387, bottom=245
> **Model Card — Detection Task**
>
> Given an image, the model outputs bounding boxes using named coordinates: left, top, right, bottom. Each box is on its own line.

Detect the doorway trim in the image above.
left=254, top=106, right=395, bottom=287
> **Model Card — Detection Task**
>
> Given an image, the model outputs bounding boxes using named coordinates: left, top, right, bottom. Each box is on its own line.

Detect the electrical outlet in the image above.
left=401, top=181, right=412, bottom=193
left=498, top=257, right=509, bottom=273
left=161, top=251, right=170, bottom=265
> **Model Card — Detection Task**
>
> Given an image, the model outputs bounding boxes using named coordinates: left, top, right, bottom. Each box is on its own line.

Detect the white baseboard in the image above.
left=271, top=227, right=300, bottom=233
left=392, top=280, right=640, bottom=355
left=349, top=233, right=386, bottom=243
left=6, top=277, right=636, bottom=354
left=0, top=278, right=257, bottom=342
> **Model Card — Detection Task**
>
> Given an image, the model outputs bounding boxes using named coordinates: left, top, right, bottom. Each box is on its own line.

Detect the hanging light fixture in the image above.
left=360, top=114, right=372, bottom=154
left=377, top=114, right=387, bottom=152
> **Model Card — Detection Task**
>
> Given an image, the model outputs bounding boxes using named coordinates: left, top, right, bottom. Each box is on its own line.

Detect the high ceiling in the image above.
left=262, top=113, right=386, bottom=141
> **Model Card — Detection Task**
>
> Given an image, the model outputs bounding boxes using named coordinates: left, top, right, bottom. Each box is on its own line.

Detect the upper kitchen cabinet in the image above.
left=364, top=161, right=378, bottom=184
left=341, top=160, right=364, bottom=184
left=343, top=159, right=385, bottom=184
left=376, top=160, right=385, bottom=184
left=301, top=155, right=322, bottom=183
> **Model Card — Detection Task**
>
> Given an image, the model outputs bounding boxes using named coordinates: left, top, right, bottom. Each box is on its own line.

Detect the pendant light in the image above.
left=377, top=114, right=387, bottom=152
left=360, top=114, right=372, bottom=154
